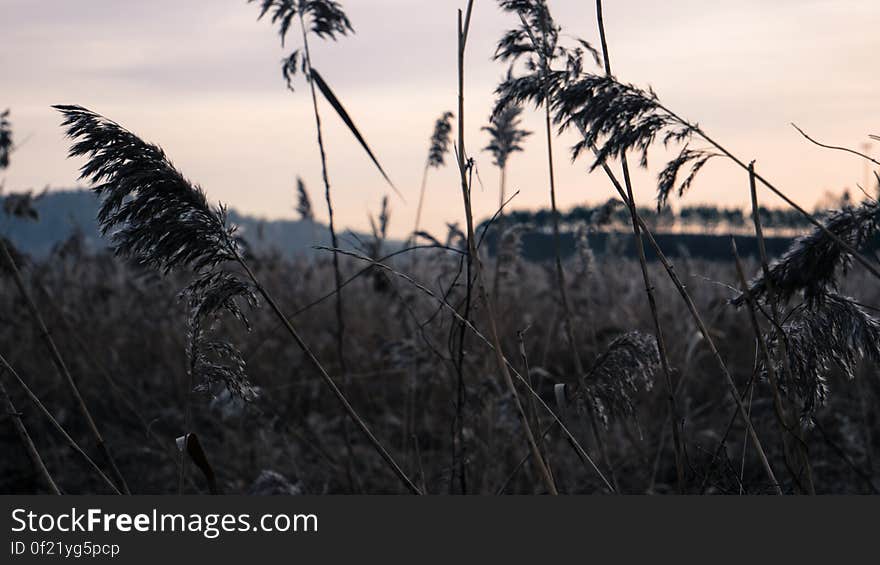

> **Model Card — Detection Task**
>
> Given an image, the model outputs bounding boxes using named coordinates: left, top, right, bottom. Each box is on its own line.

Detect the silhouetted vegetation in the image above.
left=2, top=0, right=879, bottom=496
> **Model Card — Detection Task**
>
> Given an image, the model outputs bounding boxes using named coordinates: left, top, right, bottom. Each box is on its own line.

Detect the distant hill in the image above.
left=0, top=189, right=351, bottom=258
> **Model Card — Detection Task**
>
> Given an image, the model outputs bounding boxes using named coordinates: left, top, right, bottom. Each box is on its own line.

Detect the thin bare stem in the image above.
left=0, top=353, right=121, bottom=494
left=0, top=237, right=129, bottom=494
left=412, top=160, right=431, bottom=242
left=459, top=3, right=557, bottom=495
left=320, top=246, right=614, bottom=491
left=747, top=163, right=816, bottom=494
left=587, top=150, right=783, bottom=494
left=657, top=104, right=880, bottom=283
left=299, top=10, right=347, bottom=377
left=791, top=124, right=880, bottom=167
left=234, top=253, right=421, bottom=494
left=592, top=0, right=685, bottom=493
left=298, top=9, right=359, bottom=492
left=0, top=371, right=61, bottom=494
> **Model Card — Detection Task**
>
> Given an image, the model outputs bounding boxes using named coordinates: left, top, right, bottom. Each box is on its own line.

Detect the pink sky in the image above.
left=3, top=0, right=878, bottom=238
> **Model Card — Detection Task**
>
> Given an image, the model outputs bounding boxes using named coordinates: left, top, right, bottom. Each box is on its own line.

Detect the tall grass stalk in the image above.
left=321, top=246, right=614, bottom=491
left=592, top=162, right=783, bottom=493
left=506, top=3, right=617, bottom=492
left=54, top=105, right=420, bottom=495
left=0, top=370, right=61, bottom=494
left=0, top=237, right=130, bottom=494
left=297, top=10, right=347, bottom=380
left=483, top=104, right=529, bottom=303
left=0, top=353, right=121, bottom=494
left=747, top=164, right=816, bottom=493
left=456, top=1, right=557, bottom=495
left=730, top=237, right=809, bottom=493
left=593, top=0, right=685, bottom=493
left=413, top=112, right=454, bottom=243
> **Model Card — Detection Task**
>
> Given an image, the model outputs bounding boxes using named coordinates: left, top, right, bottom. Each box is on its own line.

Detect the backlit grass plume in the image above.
left=295, top=176, right=313, bottom=221
left=427, top=111, right=454, bottom=168
left=768, top=293, right=880, bottom=417
left=54, top=104, right=256, bottom=398
left=578, top=331, right=659, bottom=427
left=250, top=0, right=352, bottom=54
left=0, top=109, right=11, bottom=169
left=183, top=272, right=258, bottom=400
left=413, top=111, right=454, bottom=239
left=54, top=104, right=420, bottom=493
left=54, top=105, right=241, bottom=274
left=483, top=103, right=531, bottom=171
left=736, top=201, right=880, bottom=306
left=556, top=76, right=687, bottom=168
left=493, top=1, right=598, bottom=118
left=549, top=74, right=725, bottom=210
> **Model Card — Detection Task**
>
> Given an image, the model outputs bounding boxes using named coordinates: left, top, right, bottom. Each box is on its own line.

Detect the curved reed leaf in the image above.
left=309, top=69, right=400, bottom=198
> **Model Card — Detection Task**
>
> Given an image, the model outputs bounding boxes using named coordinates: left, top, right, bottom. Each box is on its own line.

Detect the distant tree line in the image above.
left=481, top=197, right=859, bottom=237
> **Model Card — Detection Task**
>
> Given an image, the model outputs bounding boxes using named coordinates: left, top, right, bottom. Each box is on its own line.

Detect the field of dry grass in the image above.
left=1, top=244, right=877, bottom=494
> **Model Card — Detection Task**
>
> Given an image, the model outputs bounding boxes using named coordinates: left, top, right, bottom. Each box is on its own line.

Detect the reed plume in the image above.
left=736, top=201, right=880, bottom=306
left=427, top=112, right=454, bottom=168
left=295, top=176, right=313, bottom=222
left=413, top=112, right=454, bottom=241
left=551, top=58, right=880, bottom=284
left=54, top=106, right=256, bottom=396
left=0, top=109, right=11, bottom=169
left=54, top=104, right=420, bottom=494
left=579, top=331, right=658, bottom=428
left=767, top=293, right=880, bottom=418
left=251, top=0, right=381, bottom=404
left=483, top=103, right=531, bottom=207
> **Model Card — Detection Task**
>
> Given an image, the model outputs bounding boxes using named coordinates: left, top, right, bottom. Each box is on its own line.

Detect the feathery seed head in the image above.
left=483, top=103, right=531, bottom=169
left=55, top=104, right=258, bottom=400
left=54, top=105, right=241, bottom=274
left=579, top=331, right=659, bottom=428
left=427, top=112, right=454, bottom=168
left=295, top=176, right=314, bottom=221
left=0, top=109, right=11, bottom=170
left=768, top=293, right=880, bottom=418
left=735, top=201, right=880, bottom=306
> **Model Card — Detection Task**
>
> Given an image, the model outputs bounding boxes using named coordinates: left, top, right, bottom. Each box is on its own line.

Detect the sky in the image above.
left=2, top=0, right=878, bottom=238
